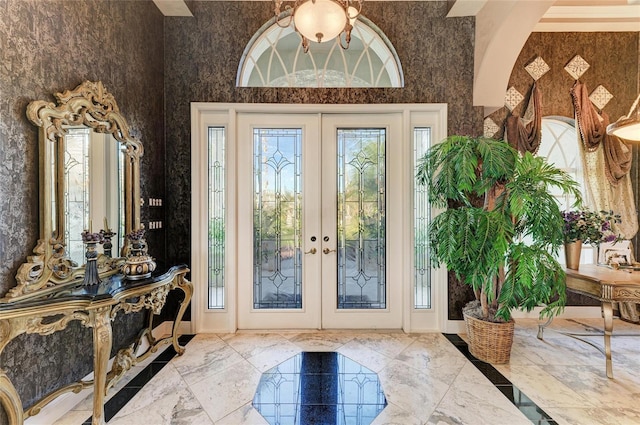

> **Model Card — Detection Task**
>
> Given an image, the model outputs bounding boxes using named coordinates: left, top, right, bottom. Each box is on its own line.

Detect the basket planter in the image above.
left=463, top=313, right=515, bottom=364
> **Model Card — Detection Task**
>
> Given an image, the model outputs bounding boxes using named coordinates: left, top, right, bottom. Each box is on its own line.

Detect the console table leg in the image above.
left=171, top=275, right=193, bottom=355
left=92, top=307, right=113, bottom=425
left=602, top=302, right=614, bottom=379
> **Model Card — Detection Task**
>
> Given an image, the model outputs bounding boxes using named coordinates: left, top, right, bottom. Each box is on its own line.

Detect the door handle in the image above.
left=304, top=248, right=317, bottom=254
left=323, top=248, right=336, bottom=254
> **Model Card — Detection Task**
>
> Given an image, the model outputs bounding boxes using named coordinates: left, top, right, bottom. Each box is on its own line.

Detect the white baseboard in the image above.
left=24, top=321, right=182, bottom=425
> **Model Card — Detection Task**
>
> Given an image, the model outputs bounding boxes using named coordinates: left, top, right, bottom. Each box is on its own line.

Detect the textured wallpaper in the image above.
left=0, top=0, right=165, bottom=420
left=1, top=1, right=639, bottom=419
left=488, top=32, right=640, bottom=306
left=163, top=0, right=483, bottom=321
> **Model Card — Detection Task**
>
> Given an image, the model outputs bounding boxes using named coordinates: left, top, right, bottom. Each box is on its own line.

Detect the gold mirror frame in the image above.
left=3, top=81, right=143, bottom=302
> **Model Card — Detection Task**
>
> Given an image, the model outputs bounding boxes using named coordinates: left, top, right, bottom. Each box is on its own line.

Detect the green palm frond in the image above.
left=417, top=136, right=580, bottom=322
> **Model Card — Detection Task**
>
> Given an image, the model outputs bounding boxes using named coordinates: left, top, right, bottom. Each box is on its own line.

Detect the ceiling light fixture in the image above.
left=607, top=93, right=640, bottom=142
left=274, top=0, right=363, bottom=53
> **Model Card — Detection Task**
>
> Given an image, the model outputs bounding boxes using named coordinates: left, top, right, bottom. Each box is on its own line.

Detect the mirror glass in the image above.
left=62, top=129, right=125, bottom=264
left=2, top=81, right=142, bottom=302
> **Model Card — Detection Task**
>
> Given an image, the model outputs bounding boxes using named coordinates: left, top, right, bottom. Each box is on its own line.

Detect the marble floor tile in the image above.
left=109, top=364, right=213, bottom=425
left=49, top=318, right=640, bottom=425
left=494, top=363, right=595, bottom=408
left=427, top=363, right=531, bottom=425
left=214, top=402, right=269, bottom=425
left=377, top=358, right=451, bottom=423
left=188, top=360, right=262, bottom=423
left=170, top=334, right=246, bottom=386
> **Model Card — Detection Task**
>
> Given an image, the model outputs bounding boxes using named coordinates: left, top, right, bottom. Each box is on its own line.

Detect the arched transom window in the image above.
left=237, top=16, right=404, bottom=88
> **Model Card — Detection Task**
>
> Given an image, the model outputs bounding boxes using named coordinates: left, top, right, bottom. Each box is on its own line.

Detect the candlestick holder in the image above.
left=81, top=231, right=104, bottom=286
left=100, top=229, right=117, bottom=257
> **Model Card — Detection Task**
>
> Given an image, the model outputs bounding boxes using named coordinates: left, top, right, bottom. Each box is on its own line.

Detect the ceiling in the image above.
left=152, top=0, right=640, bottom=109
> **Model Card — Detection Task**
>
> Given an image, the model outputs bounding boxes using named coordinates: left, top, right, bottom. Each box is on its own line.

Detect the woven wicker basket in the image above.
left=463, top=313, right=515, bottom=364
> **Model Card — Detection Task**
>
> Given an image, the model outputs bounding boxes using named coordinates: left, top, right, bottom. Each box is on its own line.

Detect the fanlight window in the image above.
left=237, top=16, right=404, bottom=88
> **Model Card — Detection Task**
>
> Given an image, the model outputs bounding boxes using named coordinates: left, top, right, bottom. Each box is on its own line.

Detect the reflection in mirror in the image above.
left=2, top=81, right=143, bottom=302
left=63, top=128, right=125, bottom=265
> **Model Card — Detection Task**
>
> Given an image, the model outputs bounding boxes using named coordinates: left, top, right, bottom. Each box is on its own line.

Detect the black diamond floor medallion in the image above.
left=253, top=352, right=387, bottom=425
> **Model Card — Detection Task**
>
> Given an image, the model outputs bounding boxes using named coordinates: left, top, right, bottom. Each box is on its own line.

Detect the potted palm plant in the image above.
left=416, top=135, right=582, bottom=363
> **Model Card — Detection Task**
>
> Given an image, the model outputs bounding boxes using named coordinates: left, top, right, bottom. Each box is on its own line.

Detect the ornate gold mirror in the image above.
left=2, top=81, right=143, bottom=302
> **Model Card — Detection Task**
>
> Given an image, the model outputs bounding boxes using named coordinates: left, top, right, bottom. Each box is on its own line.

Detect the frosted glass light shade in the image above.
left=295, top=0, right=347, bottom=43
left=607, top=119, right=640, bottom=142
left=607, top=93, right=640, bottom=142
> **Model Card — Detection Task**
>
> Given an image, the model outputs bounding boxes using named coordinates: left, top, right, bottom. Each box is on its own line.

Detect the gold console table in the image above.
left=538, top=264, right=640, bottom=378
left=0, top=264, right=192, bottom=425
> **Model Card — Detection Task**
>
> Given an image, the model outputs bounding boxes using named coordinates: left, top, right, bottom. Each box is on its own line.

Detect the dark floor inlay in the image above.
left=84, top=334, right=196, bottom=424
left=443, top=333, right=557, bottom=425
left=253, top=351, right=387, bottom=425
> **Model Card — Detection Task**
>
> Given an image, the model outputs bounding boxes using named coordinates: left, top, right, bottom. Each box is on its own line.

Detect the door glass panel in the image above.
left=208, top=127, right=226, bottom=309
left=64, top=128, right=91, bottom=265
left=414, top=127, right=431, bottom=309
left=337, top=129, right=386, bottom=309
left=253, top=128, right=303, bottom=309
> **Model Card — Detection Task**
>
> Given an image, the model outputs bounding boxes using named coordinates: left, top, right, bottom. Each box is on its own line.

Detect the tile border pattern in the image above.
left=443, top=334, right=558, bottom=425
left=85, top=333, right=557, bottom=424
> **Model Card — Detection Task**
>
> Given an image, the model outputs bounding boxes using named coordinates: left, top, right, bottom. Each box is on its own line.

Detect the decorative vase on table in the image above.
left=122, top=229, right=156, bottom=280
left=564, top=240, right=582, bottom=270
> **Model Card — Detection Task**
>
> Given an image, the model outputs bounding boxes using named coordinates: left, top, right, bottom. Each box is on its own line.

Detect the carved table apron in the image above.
left=538, top=264, right=640, bottom=378
left=0, top=264, right=192, bottom=425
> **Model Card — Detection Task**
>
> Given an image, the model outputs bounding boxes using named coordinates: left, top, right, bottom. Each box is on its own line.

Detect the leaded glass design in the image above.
left=253, top=128, right=303, bottom=309
left=237, top=17, right=404, bottom=88
left=64, top=128, right=91, bottom=265
left=414, top=128, right=431, bottom=309
left=208, top=127, right=226, bottom=309
left=337, top=129, right=385, bottom=309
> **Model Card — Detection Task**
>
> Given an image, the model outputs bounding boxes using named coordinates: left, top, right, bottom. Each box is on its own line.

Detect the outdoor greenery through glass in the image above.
left=208, top=127, right=226, bottom=309
left=253, top=128, right=303, bottom=309
left=414, top=127, right=431, bottom=309
left=337, top=129, right=386, bottom=309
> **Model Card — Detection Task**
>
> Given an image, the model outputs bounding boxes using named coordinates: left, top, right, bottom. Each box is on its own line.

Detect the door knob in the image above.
left=304, top=248, right=317, bottom=254
left=323, top=248, right=336, bottom=254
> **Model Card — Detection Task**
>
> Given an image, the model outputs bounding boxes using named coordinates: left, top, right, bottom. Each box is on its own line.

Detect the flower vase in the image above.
left=83, top=241, right=102, bottom=286
left=564, top=240, right=582, bottom=270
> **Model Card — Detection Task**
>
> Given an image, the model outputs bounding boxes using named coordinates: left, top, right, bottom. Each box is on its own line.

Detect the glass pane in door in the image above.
left=337, top=129, right=386, bottom=309
left=253, top=128, right=303, bottom=308
left=208, top=127, right=226, bottom=309
left=414, top=127, right=431, bottom=309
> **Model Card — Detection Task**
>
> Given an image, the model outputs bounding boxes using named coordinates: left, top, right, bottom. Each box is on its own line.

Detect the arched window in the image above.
left=237, top=16, right=404, bottom=88
left=537, top=116, right=586, bottom=210
left=538, top=116, right=597, bottom=264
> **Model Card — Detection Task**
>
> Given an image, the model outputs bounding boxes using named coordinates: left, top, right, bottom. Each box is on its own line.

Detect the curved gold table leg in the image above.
left=92, top=306, right=113, bottom=425
left=0, top=369, right=24, bottom=425
left=172, top=274, right=193, bottom=355
left=602, top=302, right=614, bottom=379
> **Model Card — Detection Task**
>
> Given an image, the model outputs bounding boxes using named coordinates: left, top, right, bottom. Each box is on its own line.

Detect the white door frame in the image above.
left=190, top=103, right=450, bottom=333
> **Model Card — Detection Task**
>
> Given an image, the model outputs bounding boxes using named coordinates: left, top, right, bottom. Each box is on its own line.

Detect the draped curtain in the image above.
left=572, top=81, right=639, bottom=323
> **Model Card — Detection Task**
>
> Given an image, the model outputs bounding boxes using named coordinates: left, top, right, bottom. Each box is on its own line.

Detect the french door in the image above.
left=236, top=113, right=403, bottom=329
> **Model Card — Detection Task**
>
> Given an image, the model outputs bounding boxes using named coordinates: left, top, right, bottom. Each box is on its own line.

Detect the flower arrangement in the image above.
left=562, top=210, right=622, bottom=245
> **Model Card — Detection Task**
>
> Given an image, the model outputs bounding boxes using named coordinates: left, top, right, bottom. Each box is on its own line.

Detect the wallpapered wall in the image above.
left=163, top=0, right=484, bottom=321
left=1, top=0, right=638, bottom=420
left=0, top=0, right=165, bottom=421
left=488, top=32, right=640, bottom=305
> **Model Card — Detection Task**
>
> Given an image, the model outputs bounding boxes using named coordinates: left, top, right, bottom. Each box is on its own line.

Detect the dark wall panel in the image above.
left=0, top=0, right=165, bottom=419
left=163, top=2, right=483, bottom=321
